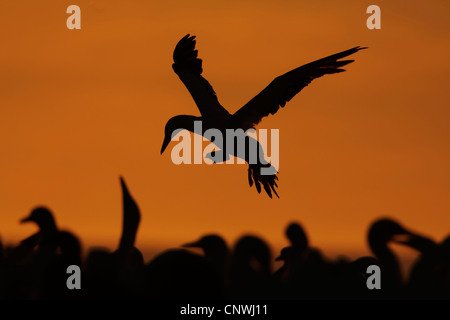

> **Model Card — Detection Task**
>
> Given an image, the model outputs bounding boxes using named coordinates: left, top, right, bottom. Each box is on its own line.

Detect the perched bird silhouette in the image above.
left=116, top=176, right=141, bottom=255
left=85, top=177, right=145, bottom=299
left=367, top=218, right=432, bottom=296
left=182, top=234, right=230, bottom=281
left=20, top=207, right=74, bottom=261
left=113, top=177, right=146, bottom=298
left=274, top=222, right=309, bottom=282
left=229, top=235, right=274, bottom=299
left=274, top=222, right=334, bottom=298
left=19, top=207, right=82, bottom=298
left=161, top=34, right=366, bottom=197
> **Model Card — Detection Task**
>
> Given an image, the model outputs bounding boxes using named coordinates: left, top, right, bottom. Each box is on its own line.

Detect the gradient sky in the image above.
left=1, top=1, right=449, bottom=269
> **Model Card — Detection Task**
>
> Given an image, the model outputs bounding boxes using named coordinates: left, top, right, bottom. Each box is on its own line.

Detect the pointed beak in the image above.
left=391, top=232, right=414, bottom=244
left=392, top=232, right=434, bottom=251
left=120, top=176, right=130, bottom=197
left=161, top=137, right=170, bottom=155
left=20, top=216, right=32, bottom=223
left=182, top=241, right=200, bottom=248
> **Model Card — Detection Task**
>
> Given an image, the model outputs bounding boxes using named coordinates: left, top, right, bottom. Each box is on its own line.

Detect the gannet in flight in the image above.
left=161, top=34, right=366, bottom=198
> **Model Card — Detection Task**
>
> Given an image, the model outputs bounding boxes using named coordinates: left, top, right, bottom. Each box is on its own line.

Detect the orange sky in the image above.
left=1, top=0, right=449, bottom=267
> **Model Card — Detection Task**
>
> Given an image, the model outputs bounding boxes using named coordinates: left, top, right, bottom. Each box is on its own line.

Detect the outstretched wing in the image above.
left=173, top=34, right=230, bottom=118
left=233, top=46, right=367, bottom=130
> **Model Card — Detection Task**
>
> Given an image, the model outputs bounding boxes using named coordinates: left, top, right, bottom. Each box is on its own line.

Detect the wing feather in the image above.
left=173, top=34, right=229, bottom=118
left=233, top=46, right=367, bottom=130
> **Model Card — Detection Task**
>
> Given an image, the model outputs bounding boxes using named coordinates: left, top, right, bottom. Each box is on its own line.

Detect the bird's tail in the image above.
left=248, top=163, right=279, bottom=198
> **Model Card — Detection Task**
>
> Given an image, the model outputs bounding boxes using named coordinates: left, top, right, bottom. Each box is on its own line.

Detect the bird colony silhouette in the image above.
left=2, top=35, right=448, bottom=300
left=0, top=177, right=448, bottom=299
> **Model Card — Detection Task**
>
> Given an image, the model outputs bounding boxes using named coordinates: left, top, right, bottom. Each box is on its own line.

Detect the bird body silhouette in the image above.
left=366, top=218, right=439, bottom=297
left=182, top=234, right=230, bottom=280
left=19, top=207, right=82, bottom=298
left=145, top=249, right=222, bottom=299
left=229, top=235, right=274, bottom=299
left=161, top=34, right=366, bottom=197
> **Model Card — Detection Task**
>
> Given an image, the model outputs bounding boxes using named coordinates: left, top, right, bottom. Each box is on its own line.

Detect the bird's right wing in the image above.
left=172, top=34, right=230, bottom=118
left=233, top=46, right=367, bottom=130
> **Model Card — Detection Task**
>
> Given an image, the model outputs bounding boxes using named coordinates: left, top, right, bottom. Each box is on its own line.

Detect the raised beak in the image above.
left=160, top=137, right=170, bottom=155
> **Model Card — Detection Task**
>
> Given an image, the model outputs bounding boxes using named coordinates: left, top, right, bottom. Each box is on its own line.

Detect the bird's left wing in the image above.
left=173, top=34, right=230, bottom=118
left=233, top=46, right=367, bottom=130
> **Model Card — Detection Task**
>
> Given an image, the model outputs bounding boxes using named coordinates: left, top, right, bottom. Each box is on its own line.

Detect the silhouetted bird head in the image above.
left=182, top=234, right=228, bottom=257
left=286, top=222, right=308, bottom=250
left=368, top=218, right=413, bottom=248
left=161, top=115, right=197, bottom=154
left=368, top=218, right=436, bottom=256
left=233, top=235, right=272, bottom=275
left=275, top=246, right=295, bottom=262
left=21, top=207, right=57, bottom=234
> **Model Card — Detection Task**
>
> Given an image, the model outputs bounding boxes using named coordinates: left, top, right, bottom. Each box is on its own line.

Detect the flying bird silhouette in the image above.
left=161, top=34, right=366, bottom=197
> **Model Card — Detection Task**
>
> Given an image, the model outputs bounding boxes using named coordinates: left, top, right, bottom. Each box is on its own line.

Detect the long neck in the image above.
left=370, top=241, right=402, bottom=288
left=39, top=220, right=58, bottom=237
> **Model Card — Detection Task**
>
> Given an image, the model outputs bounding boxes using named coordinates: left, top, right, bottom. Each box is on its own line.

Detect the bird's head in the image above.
left=233, top=235, right=272, bottom=274
left=286, top=222, right=308, bottom=250
left=275, top=246, right=293, bottom=262
left=368, top=218, right=437, bottom=257
left=368, top=218, right=416, bottom=249
left=21, top=206, right=57, bottom=232
left=182, top=234, right=228, bottom=257
left=161, top=115, right=199, bottom=154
